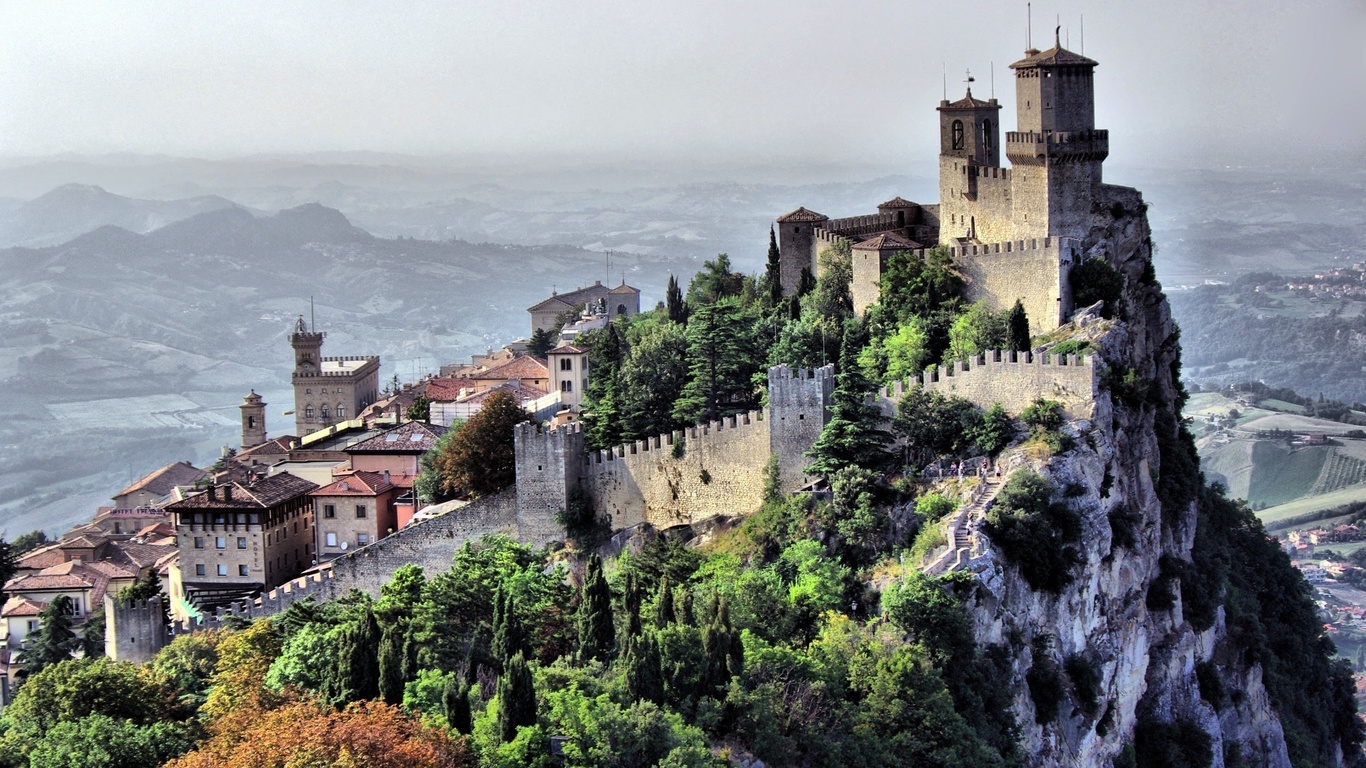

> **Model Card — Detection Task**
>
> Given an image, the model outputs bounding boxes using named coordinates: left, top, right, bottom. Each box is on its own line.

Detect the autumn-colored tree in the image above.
left=166, top=699, right=475, bottom=768
left=200, top=620, right=284, bottom=735
left=431, top=391, right=531, bottom=497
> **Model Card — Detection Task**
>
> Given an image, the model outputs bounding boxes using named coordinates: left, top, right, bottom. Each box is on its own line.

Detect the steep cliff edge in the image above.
left=965, top=185, right=1361, bottom=768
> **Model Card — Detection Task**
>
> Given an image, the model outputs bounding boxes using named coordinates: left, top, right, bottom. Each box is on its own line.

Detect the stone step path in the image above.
left=925, top=474, right=1005, bottom=576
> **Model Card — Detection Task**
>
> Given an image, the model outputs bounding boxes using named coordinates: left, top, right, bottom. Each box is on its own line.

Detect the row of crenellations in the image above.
left=880, top=350, right=1092, bottom=399
left=586, top=409, right=767, bottom=465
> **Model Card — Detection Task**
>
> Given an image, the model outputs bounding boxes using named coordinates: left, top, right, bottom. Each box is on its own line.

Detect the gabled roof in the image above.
left=877, top=197, right=918, bottom=209
left=423, top=377, right=477, bottom=403
left=346, top=421, right=449, bottom=454
left=456, top=381, right=548, bottom=405
left=527, top=282, right=610, bottom=313
left=114, top=461, right=208, bottom=500
left=941, top=88, right=998, bottom=110
left=1010, top=44, right=1098, bottom=70
left=548, top=343, right=587, bottom=355
left=608, top=282, right=640, bottom=295
left=239, top=436, right=297, bottom=458
left=2, top=596, right=45, bottom=618
left=776, top=207, right=828, bottom=223
left=166, top=472, right=318, bottom=510
left=853, top=232, right=919, bottom=250
left=311, top=470, right=395, bottom=497
left=16, top=544, right=66, bottom=571
left=470, top=356, right=549, bottom=382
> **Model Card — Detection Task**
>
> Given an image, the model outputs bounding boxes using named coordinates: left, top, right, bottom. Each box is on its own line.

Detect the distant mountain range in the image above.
left=0, top=183, right=248, bottom=248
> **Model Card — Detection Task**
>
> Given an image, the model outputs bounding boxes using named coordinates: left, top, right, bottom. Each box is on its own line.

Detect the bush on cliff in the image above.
left=982, top=470, right=1082, bottom=593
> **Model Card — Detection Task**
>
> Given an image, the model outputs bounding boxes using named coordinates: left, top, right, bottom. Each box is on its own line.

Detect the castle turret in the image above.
left=1005, top=34, right=1109, bottom=240
left=938, top=87, right=1004, bottom=243
left=240, top=390, right=266, bottom=449
left=776, top=207, right=828, bottom=296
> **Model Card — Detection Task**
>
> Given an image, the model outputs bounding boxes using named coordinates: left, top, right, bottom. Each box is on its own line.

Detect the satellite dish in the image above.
left=340, top=542, right=348, bottom=551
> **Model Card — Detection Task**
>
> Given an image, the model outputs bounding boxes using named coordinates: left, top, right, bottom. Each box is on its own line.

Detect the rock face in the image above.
left=965, top=185, right=1298, bottom=768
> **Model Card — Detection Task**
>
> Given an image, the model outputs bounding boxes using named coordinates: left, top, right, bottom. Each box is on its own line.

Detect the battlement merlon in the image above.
left=879, top=350, right=1097, bottom=421
left=1005, top=130, right=1109, bottom=165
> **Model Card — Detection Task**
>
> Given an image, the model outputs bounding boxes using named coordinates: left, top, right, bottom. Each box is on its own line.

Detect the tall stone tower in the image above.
left=937, top=87, right=1002, bottom=243
left=289, top=315, right=381, bottom=438
left=775, top=207, right=828, bottom=295
left=290, top=316, right=324, bottom=375
left=240, top=390, right=266, bottom=449
left=1005, top=34, right=1109, bottom=240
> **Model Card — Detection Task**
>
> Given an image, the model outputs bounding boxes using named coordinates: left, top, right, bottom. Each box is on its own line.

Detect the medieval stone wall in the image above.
left=583, top=411, right=771, bottom=530
left=956, top=238, right=1074, bottom=335
left=880, top=350, right=1097, bottom=419
left=104, top=596, right=169, bottom=664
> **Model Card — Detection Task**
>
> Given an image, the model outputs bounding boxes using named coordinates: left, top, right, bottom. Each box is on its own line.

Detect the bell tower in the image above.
left=240, top=390, right=266, bottom=449
left=938, top=84, right=1002, bottom=243
left=289, top=315, right=324, bottom=375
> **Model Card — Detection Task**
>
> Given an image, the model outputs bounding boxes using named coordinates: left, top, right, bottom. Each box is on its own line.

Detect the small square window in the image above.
left=357, top=533, right=370, bottom=547
left=326, top=532, right=338, bottom=547
left=215, top=536, right=226, bottom=549
left=237, top=537, right=247, bottom=549
left=324, top=504, right=335, bottom=519
left=217, top=564, right=228, bottom=576
left=195, top=564, right=206, bottom=576
left=355, top=505, right=367, bottom=519
left=239, top=564, right=249, bottom=576
left=194, top=537, right=204, bottom=549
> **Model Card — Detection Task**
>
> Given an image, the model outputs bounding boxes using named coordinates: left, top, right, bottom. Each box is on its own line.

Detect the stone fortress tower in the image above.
left=240, top=390, right=266, bottom=449
left=778, top=31, right=1109, bottom=335
left=289, top=316, right=380, bottom=438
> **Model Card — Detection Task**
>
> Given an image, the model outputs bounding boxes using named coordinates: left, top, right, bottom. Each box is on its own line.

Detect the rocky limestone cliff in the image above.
left=964, top=186, right=1312, bottom=768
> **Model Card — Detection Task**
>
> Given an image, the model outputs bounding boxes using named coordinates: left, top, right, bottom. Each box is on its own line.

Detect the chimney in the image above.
left=223, top=485, right=233, bottom=502
left=207, top=482, right=217, bottom=502
left=383, top=470, right=391, bottom=485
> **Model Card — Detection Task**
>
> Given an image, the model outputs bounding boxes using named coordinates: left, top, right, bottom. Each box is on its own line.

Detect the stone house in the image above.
left=547, top=343, right=589, bottom=411
left=310, top=471, right=399, bottom=561
left=112, top=461, right=208, bottom=509
left=166, top=473, right=318, bottom=612
left=527, top=280, right=640, bottom=336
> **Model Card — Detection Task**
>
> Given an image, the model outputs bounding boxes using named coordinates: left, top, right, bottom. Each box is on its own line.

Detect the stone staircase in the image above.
left=925, top=473, right=1006, bottom=576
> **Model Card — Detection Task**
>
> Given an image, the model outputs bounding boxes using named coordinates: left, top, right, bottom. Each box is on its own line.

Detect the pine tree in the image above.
left=444, top=675, right=472, bottom=734
left=763, top=226, right=784, bottom=307
left=666, top=274, right=688, bottom=325
left=496, top=652, right=537, bottom=743
left=653, top=577, right=674, bottom=628
left=582, top=323, right=627, bottom=450
left=623, top=632, right=665, bottom=704
left=577, top=554, right=615, bottom=663
left=527, top=326, right=557, bottom=358
left=1008, top=299, right=1031, bottom=352
left=622, top=571, right=643, bottom=642
left=21, top=595, right=78, bottom=677
left=806, top=324, right=892, bottom=477
left=672, top=299, right=757, bottom=424
left=674, top=588, right=694, bottom=626
left=378, top=625, right=405, bottom=705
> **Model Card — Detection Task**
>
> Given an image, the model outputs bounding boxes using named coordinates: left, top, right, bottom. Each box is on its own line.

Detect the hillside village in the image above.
left=1, top=35, right=1360, bottom=768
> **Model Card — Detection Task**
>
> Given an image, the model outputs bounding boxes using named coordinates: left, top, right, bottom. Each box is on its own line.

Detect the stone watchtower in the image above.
left=937, top=87, right=1002, bottom=242
left=775, top=207, right=828, bottom=296
left=1004, top=34, right=1109, bottom=240
left=240, top=390, right=266, bottom=449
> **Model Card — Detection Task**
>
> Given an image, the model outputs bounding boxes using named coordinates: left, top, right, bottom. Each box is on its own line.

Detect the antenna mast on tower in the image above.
left=990, top=61, right=995, bottom=98
left=1081, top=15, right=1085, bottom=53
left=1027, top=2, right=1032, bottom=50
left=310, top=296, right=315, bottom=333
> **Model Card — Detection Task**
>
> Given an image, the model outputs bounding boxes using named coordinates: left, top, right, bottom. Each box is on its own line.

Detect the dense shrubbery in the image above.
left=1069, top=257, right=1124, bottom=317
left=981, top=471, right=1082, bottom=593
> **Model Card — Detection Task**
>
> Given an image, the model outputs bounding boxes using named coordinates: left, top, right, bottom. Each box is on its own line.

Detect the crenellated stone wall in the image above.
left=880, top=350, right=1097, bottom=419
left=104, top=596, right=170, bottom=664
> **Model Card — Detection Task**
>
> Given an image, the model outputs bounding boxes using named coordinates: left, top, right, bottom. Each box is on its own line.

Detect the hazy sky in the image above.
left=2, top=1, right=1362, bottom=170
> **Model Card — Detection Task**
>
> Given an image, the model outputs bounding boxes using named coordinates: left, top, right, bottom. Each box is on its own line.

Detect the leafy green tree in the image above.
left=802, top=241, right=853, bottom=323
left=405, top=395, right=432, bottom=422
left=946, top=301, right=1009, bottom=361
left=527, top=327, right=557, bottom=358
left=577, top=555, right=615, bottom=663
left=982, top=471, right=1081, bottom=592
left=10, top=530, right=50, bottom=557
left=149, top=632, right=220, bottom=711
left=806, top=325, right=891, bottom=477
left=496, top=653, right=537, bottom=744
left=414, top=423, right=461, bottom=504
left=673, top=299, right=758, bottom=424
left=1008, top=299, right=1031, bottom=352
left=618, top=317, right=688, bottom=441
left=581, top=322, right=630, bottom=450
left=860, top=316, right=929, bottom=386
left=767, top=314, right=841, bottom=370
left=80, top=608, right=105, bottom=659
left=26, top=714, right=193, bottom=768
left=666, top=274, right=688, bottom=325
left=685, top=253, right=746, bottom=306
left=431, top=391, right=530, bottom=497
left=22, top=595, right=79, bottom=677
left=970, top=403, right=1014, bottom=456
left=893, top=387, right=981, bottom=466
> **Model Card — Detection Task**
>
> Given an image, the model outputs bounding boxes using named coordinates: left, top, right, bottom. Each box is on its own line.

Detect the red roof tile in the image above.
left=470, top=356, right=549, bottom=382
left=941, top=89, right=998, bottom=110
left=114, top=461, right=208, bottom=500
left=1010, top=44, right=1098, bottom=70
left=311, top=471, right=395, bottom=497
left=776, top=207, right=828, bottom=223
left=346, top=421, right=448, bottom=454
left=878, top=197, right=918, bottom=209
left=2, top=597, right=45, bottom=618
left=854, top=232, right=919, bottom=250
left=166, top=472, right=318, bottom=511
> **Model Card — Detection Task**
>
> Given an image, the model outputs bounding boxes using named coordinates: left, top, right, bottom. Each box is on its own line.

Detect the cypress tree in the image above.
left=797, top=266, right=816, bottom=298
left=492, top=588, right=527, bottom=668
left=623, top=571, right=643, bottom=642
left=1008, top=299, right=1031, bottom=353
left=22, top=594, right=78, bottom=676
left=496, top=652, right=537, bottom=743
left=666, top=274, right=688, bottom=325
left=378, top=625, right=405, bottom=705
left=763, top=226, right=784, bottom=307
left=674, top=588, right=694, bottom=627
left=653, top=577, right=674, bottom=628
left=582, top=323, right=627, bottom=450
left=333, top=606, right=381, bottom=703
left=806, top=323, right=892, bottom=477
left=444, top=675, right=473, bottom=735
left=623, top=632, right=665, bottom=704
left=577, top=554, right=615, bottom=663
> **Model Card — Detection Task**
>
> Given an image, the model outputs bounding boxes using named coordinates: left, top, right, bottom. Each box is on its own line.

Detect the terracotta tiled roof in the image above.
left=527, top=282, right=611, bottom=313
left=942, top=89, right=998, bottom=109
left=346, top=421, right=449, bottom=454
left=854, top=232, right=919, bottom=250
left=6, top=573, right=93, bottom=592
left=61, top=535, right=105, bottom=550
left=166, top=472, right=318, bottom=511
left=311, top=471, right=395, bottom=497
left=423, top=377, right=478, bottom=403
left=107, top=541, right=177, bottom=571
left=470, top=356, right=549, bottom=382
left=2, top=596, right=45, bottom=618
left=878, top=197, right=918, bottom=209
left=608, top=282, right=640, bottom=295
left=548, top=343, right=587, bottom=355
left=457, top=381, right=547, bottom=405
left=114, top=461, right=208, bottom=500
left=776, top=207, right=828, bottom=223
left=239, top=436, right=297, bottom=458
left=1010, top=45, right=1098, bottom=69
left=16, top=544, right=66, bottom=571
